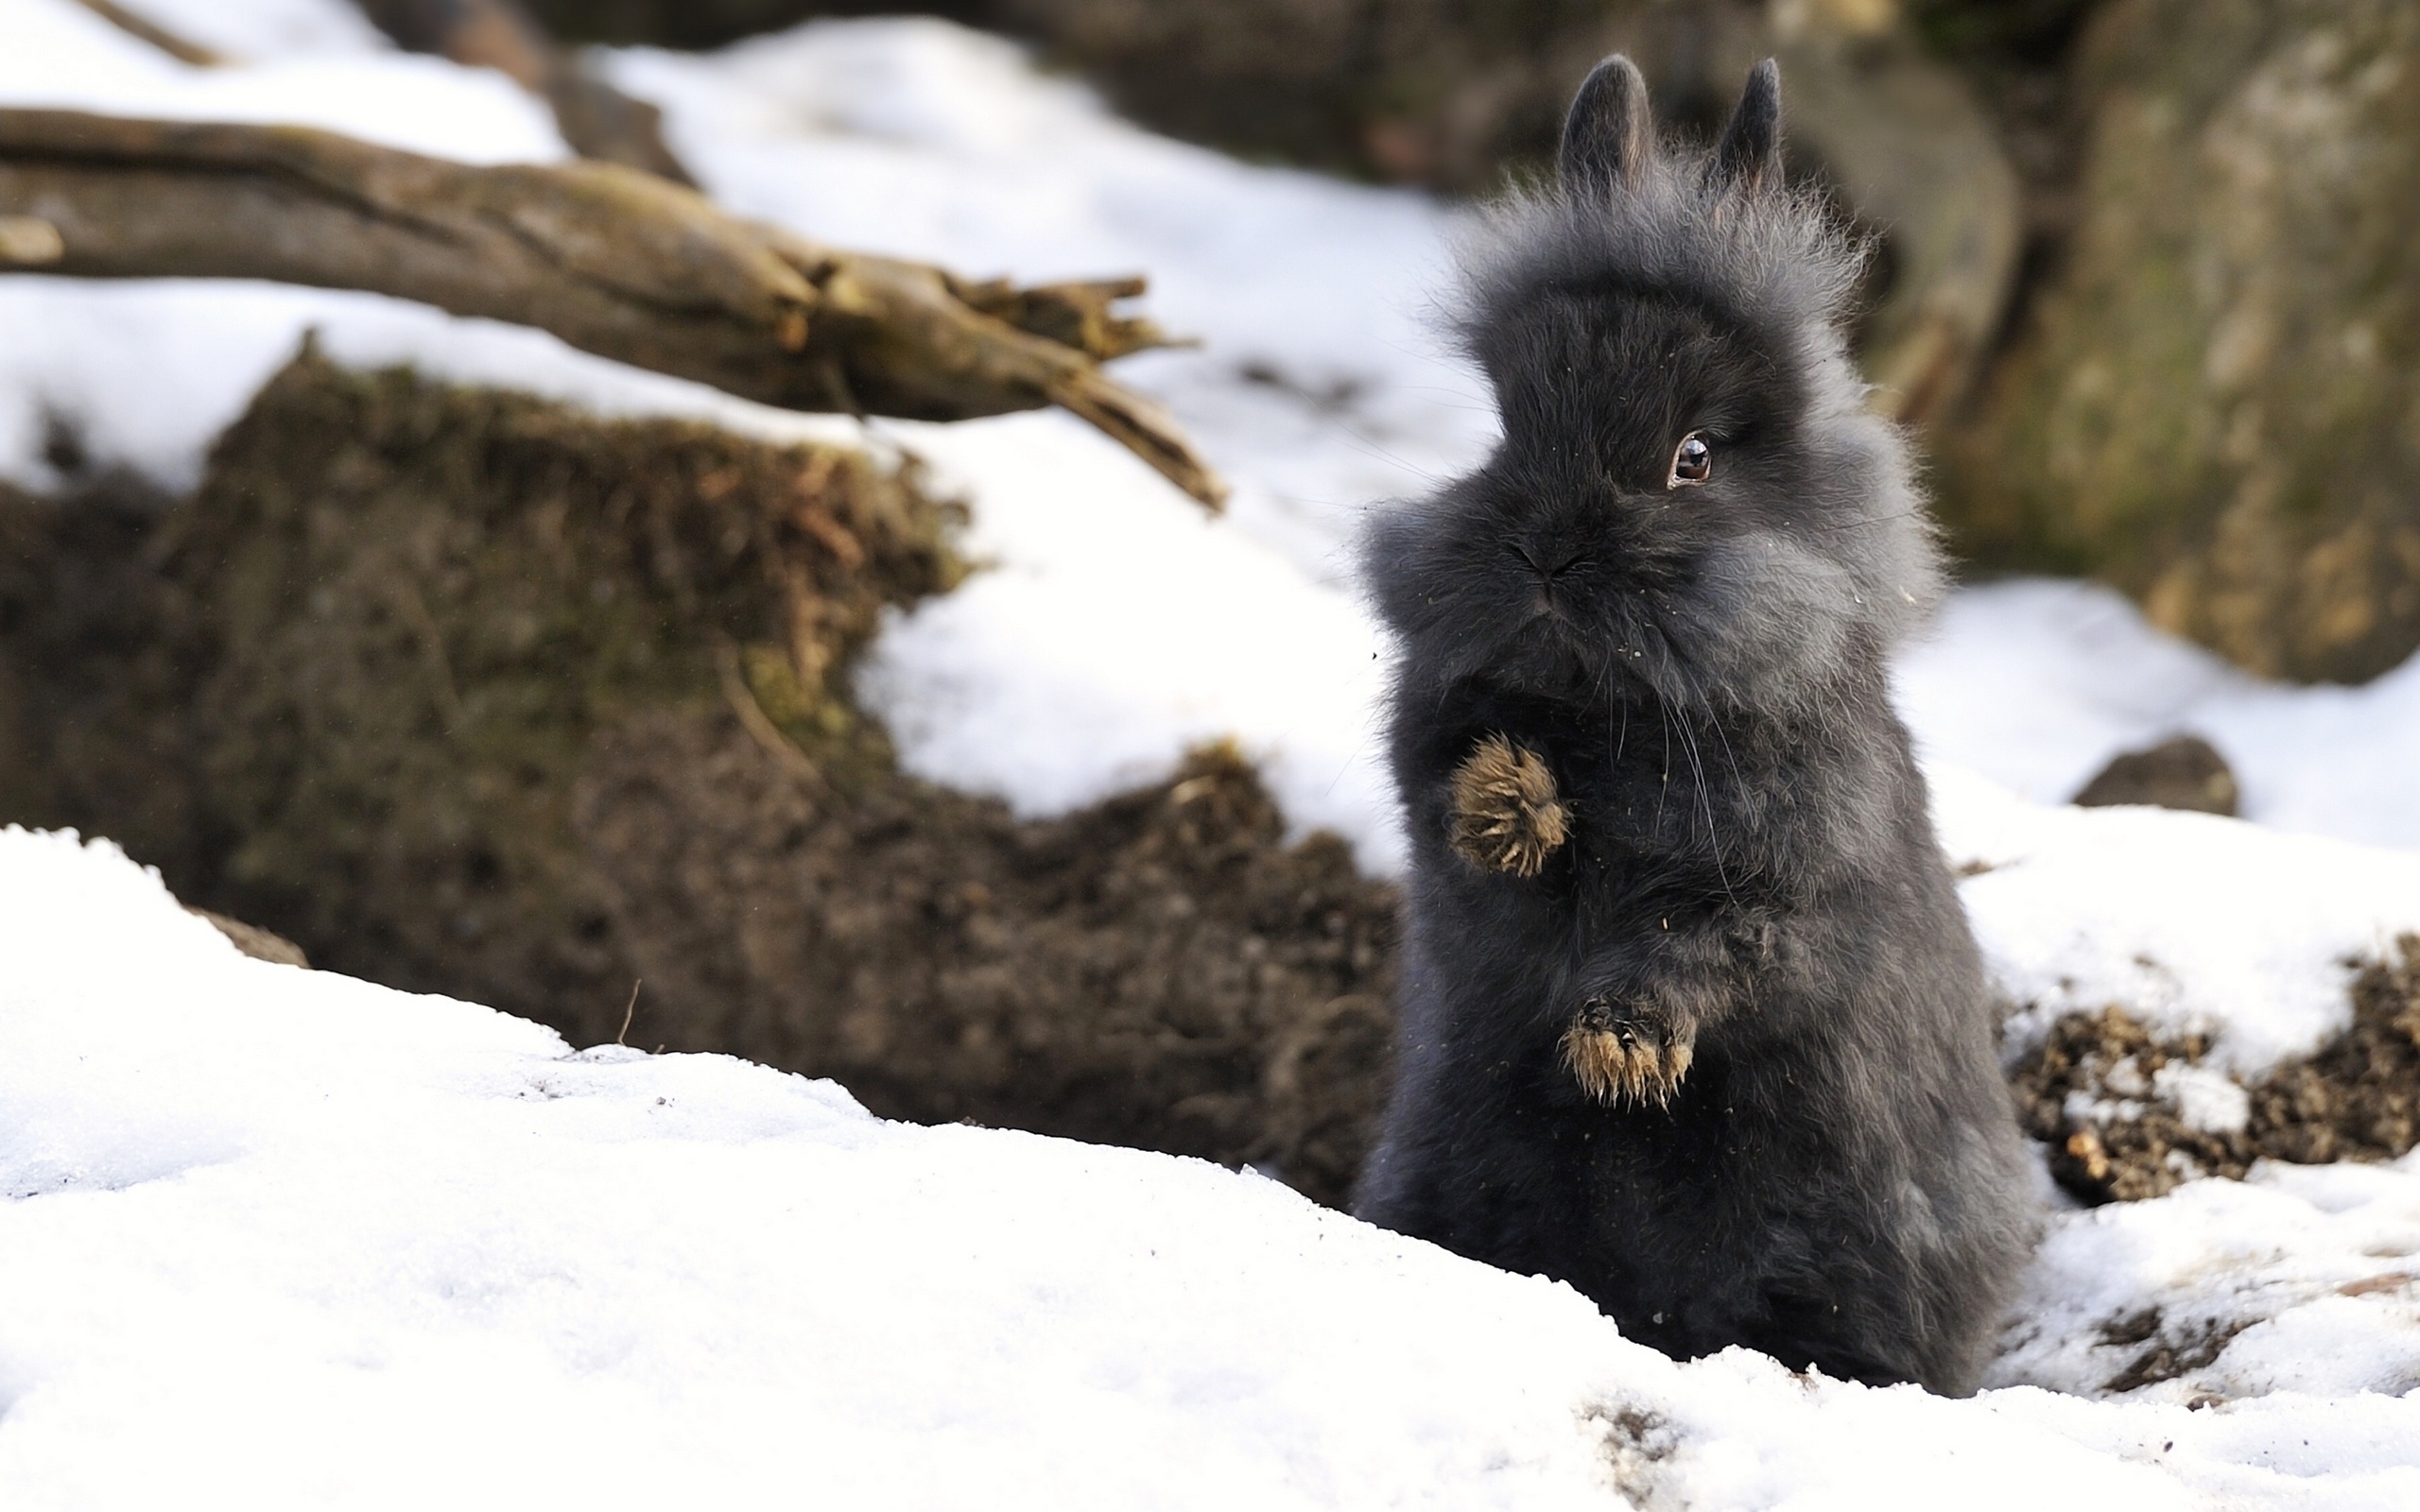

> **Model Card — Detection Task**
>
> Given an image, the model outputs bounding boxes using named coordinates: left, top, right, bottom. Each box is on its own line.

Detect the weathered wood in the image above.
left=0, top=108, right=1225, bottom=507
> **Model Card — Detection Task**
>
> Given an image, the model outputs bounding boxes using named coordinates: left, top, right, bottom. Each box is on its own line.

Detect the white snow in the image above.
left=603, top=19, right=1491, bottom=584
left=1899, top=578, right=2420, bottom=852
left=1994, top=1155, right=2420, bottom=1404
left=0, top=0, right=562, bottom=163
left=6, top=825, right=2420, bottom=1508
left=1934, top=767, right=2420, bottom=1071
left=9, top=4, right=2420, bottom=1501
left=96, top=0, right=391, bottom=59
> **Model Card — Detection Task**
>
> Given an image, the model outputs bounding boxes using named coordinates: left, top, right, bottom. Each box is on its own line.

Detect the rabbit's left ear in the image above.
left=1711, top=59, right=1783, bottom=197
left=1561, top=55, right=1654, bottom=198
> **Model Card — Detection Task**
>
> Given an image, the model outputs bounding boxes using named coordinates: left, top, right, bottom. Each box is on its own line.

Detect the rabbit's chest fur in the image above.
left=1372, top=675, right=2014, bottom=1388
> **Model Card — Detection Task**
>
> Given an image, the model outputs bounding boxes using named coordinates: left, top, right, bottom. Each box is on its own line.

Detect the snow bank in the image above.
left=6, top=826, right=2417, bottom=1509
left=1996, top=1155, right=2420, bottom=1404
left=603, top=18, right=1491, bottom=582
left=1936, top=768, right=2420, bottom=1071
left=1900, top=579, right=2420, bottom=853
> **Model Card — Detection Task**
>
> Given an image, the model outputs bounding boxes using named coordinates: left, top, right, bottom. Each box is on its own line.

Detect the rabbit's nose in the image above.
left=1514, top=543, right=1583, bottom=580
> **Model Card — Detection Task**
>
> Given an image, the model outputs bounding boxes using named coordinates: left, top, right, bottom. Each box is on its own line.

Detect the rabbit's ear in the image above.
left=1561, top=55, right=1654, bottom=198
left=1712, top=59, right=1783, bottom=197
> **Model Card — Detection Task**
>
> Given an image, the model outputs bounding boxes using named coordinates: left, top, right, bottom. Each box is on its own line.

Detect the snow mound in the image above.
left=1900, top=579, right=2420, bottom=854
left=5, top=826, right=2418, bottom=1508
left=1996, top=1157, right=2420, bottom=1404
left=1937, top=768, right=2420, bottom=1072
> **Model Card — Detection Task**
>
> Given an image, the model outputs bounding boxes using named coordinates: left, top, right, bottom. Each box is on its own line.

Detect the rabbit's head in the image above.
left=1364, top=58, right=1941, bottom=717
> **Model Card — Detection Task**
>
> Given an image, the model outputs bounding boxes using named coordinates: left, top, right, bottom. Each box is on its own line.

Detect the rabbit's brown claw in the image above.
left=1563, top=995, right=1694, bottom=1107
left=1448, top=735, right=1567, bottom=877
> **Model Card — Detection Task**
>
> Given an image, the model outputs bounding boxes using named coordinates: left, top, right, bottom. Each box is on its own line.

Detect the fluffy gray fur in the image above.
left=1352, top=56, right=2032, bottom=1394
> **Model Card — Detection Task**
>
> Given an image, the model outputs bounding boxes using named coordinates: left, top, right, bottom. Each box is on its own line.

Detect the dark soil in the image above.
left=0, top=351, right=1394, bottom=1208
left=2013, top=936, right=2420, bottom=1204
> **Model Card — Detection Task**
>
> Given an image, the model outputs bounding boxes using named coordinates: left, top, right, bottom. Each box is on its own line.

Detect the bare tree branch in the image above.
left=353, top=0, right=696, bottom=185
left=0, top=108, right=1226, bottom=507
left=68, top=0, right=223, bottom=67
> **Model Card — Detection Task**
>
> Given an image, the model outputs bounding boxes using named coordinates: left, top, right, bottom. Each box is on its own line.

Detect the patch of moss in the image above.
left=1938, top=0, right=2420, bottom=682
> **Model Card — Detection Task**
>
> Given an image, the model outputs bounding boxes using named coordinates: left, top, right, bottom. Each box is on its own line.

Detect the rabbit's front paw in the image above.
left=1562, top=995, right=1695, bottom=1107
left=1449, top=734, right=1567, bottom=877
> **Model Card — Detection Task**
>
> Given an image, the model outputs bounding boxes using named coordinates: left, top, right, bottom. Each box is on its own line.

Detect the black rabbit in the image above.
left=1352, top=56, right=2032, bottom=1395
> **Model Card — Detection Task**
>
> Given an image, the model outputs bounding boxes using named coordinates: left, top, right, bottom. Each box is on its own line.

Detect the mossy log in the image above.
left=0, top=352, right=1378, bottom=1203
left=0, top=107, right=1225, bottom=507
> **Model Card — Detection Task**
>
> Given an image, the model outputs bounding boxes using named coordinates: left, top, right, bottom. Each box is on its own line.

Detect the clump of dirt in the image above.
left=0, top=349, right=1394, bottom=1207
left=186, top=907, right=311, bottom=968
left=2092, top=1305, right=2248, bottom=1395
left=2254, top=941, right=2420, bottom=1164
left=1586, top=1402, right=1680, bottom=1508
left=2013, top=936, right=2420, bottom=1203
left=2014, top=1006, right=2241, bottom=1202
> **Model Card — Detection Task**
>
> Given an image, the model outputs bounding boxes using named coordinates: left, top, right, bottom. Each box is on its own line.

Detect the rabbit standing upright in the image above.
left=1353, top=56, right=2032, bottom=1395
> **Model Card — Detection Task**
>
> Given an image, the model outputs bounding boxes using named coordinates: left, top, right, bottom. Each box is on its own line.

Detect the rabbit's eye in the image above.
left=1668, top=434, right=1713, bottom=489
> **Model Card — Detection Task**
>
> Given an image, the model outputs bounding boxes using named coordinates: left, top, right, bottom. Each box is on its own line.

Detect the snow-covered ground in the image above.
left=6, top=824, right=2418, bottom=1508
left=8, top=1, right=2420, bottom=1503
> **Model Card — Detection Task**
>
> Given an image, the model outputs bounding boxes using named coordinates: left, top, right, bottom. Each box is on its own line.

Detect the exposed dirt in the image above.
left=2093, top=1304, right=2250, bottom=1394
left=578, top=722, right=1398, bottom=1201
left=2013, top=936, right=2420, bottom=1204
left=0, top=352, right=1394, bottom=1207
left=1587, top=1402, right=1680, bottom=1508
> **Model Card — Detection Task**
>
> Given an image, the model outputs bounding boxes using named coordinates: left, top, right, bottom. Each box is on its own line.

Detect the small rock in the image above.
left=2071, top=734, right=2238, bottom=816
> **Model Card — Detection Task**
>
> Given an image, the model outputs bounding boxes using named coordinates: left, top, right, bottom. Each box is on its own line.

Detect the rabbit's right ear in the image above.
left=1560, top=55, right=1654, bottom=199
left=1711, top=59, right=1784, bottom=198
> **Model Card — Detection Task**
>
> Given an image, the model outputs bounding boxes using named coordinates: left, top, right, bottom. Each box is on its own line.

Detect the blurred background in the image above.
left=4, top=0, right=2416, bottom=1204
left=510, top=0, right=2420, bottom=688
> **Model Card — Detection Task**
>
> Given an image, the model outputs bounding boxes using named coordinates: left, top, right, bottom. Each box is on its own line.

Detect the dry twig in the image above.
left=353, top=0, right=697, bottom=185
left=69, top=0, right=222, bottom=66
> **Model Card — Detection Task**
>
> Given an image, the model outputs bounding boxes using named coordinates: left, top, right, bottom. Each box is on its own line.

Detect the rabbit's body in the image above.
left=1352, top=59, right=2031, bottom=1395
